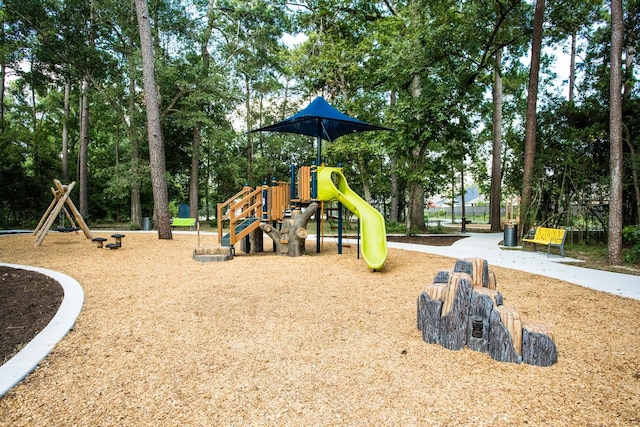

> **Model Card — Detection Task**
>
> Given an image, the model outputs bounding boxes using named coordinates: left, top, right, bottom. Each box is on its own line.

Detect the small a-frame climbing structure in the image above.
left=33, top=179, right=93, bottom=247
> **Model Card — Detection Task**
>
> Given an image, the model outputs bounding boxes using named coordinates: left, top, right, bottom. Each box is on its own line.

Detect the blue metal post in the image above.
left=357, top=219, right=360, bottom=260
left=311, top=162, right=317, bottom=199
left=312, top=162, right=320, bottom=253
left=337, top=202, right=343, bottom=254
left=337, top=163, right=343, bottom=255
left=261, top=180, right=268, bottom=222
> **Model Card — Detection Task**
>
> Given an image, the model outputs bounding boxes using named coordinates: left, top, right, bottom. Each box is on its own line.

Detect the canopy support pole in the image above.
left=316, top=126, right=322, bottom=253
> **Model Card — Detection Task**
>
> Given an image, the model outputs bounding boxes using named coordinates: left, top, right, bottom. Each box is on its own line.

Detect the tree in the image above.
left=134, top=0, right=172, bottom=239
left=521, top=0, right=545, bottom=239
left=609, top=0, right=624, bottom=264
left=490, top=49, right=504, bottom=232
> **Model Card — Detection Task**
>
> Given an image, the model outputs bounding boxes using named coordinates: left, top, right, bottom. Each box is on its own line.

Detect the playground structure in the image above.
left=33, top=179, right=93, bottom=247
left=217, top=164, right=388, bottom=270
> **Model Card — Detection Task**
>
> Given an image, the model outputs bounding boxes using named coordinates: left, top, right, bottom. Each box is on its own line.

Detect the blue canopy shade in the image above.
left=249, top=96, right=393, bottom=143
left=249, top=95, right=393, bottom=255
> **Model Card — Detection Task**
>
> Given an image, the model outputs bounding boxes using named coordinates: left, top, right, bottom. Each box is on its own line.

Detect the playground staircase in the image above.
left=220, top=217, right=260, bottom=247
left=217, top=181, right=292, bottom=249
left=217, top=186, right=263, bottom=248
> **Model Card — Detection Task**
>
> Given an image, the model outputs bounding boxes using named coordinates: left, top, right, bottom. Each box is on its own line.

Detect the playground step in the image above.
left=221, top=217, right=259, bottom=247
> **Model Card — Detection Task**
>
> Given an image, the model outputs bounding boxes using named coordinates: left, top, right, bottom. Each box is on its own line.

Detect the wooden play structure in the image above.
left=216, top=175, right=315, bottom=256
left=215, top=163, right=388, bottom=270
left=33, top=179, right=93, bottom=247
left=417, top=257, right=557, bottom=367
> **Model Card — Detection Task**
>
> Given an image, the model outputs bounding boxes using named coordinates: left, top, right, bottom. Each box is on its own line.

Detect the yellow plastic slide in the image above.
left=316, top=166, right=388, bottom=270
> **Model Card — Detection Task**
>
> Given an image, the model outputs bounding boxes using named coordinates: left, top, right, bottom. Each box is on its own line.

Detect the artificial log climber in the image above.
left=417, top=257, right=557, bottom=367
left=259, top=202, right=318, bottom=257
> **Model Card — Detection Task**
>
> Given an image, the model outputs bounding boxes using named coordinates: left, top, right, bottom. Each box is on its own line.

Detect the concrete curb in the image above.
left=0, top=263, right=84, bottom=398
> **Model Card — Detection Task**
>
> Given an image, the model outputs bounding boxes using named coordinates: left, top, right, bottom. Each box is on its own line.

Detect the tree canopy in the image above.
left=1, top=0, right=638, bottom=246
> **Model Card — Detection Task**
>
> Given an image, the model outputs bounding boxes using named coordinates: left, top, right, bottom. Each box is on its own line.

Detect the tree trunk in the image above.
left=622, top=46, right=639, bottom=222
left=190, top=125, right=201, bottom=219
left=128, top=66, right=142, bottom=228
left=389, top=91, right=399, bottom=223
left=390, top=156, right=399, bottom=223
left=0, top=61, right=4, bottom=129
left=520, top=0, right=545, bottom=241
left=135, top=0, right=172, bottom=239
left=490, top=49, right=503, bottom=232
left=608, top=0, right=624, bottom=265
left=62, top=80, right=70, bottom=182
left=460, top=159, right=466, bottom=226
left=259, top=203, right=317, bottom=256
left=406, top=182, right=425, bottom=234
left=359, top=159, right=372, bottom=203
left=569, top=32, right=576, bottom=103
left=450, top=166, right=456, bottom=223
left=79, top=0, right=96, bottom=218
left=79, top=78, right=89, bottom=217
left=245, top=76, right=253, bottom=182
left=189, top=2, right=216, bottom=223
left=624, top=127, right=640, bottom=223
left=405, top=75, right=426, bottom=233
left=623, top=46, right=635, bottom=101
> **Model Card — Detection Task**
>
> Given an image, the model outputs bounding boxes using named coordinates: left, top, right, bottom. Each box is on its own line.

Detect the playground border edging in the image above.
left=0, top=263, right=84, bottom=398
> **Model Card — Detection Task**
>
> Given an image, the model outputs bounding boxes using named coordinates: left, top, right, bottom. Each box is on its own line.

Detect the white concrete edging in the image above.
left=0, top=263, right=84, bottom=398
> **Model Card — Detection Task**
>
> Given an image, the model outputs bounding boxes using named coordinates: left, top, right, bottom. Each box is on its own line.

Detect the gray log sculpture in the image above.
left=259, top=202, right=317, bottom=257
left=488, top=306, right=523, bottom=364
left=454, top=258, right=494, bottom=289
left=247, top=228, right=264, bottom=253
left=467, top=288, right=500, bottom=353
left=418, top=258, right=557, bottom=366
left=438, top=274, right=473, bottom=351
left=522, top=323, right=558, bottom=367
left=417, top=292, right=443, bottom=343
left=433, top=270, right=451, bottom=284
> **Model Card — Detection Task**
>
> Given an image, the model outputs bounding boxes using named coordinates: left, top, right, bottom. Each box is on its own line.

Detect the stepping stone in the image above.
left=92, top=237, right=107, bottom=248
left=111, top=234, right=125, bottom=247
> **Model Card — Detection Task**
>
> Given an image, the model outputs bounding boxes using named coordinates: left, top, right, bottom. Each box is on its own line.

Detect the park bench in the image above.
left=522, top=227, right=567, bottom=257
left=171, top=217, right=196, bottom=230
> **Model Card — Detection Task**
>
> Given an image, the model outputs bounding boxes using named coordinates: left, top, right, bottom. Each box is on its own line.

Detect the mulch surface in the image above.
left=0, top=266, right=63, bottom=364
left=0, top=231, right=639, bottom=426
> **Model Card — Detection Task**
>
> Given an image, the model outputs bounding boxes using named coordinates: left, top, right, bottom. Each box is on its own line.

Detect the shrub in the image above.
left=128, top=222, right=141, bottom=231
left=385, top=221, right=406, bottom=234
left=622, top=225, right=640, bottom=264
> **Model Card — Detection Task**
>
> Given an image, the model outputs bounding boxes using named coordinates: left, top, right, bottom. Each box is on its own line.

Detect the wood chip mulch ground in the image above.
left=0, top=231, right=639, bottom=426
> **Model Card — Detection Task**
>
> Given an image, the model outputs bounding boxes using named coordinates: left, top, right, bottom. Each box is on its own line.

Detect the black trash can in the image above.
left=143, top=217, right=152, bottom=231
left=503, top=224, right=518, bottom=247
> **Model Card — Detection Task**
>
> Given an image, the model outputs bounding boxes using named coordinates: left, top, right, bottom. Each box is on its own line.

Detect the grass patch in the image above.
left=565, top=242, right=640, bottom=276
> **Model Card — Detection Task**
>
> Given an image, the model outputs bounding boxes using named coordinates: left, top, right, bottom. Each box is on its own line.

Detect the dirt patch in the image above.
left=0, top=232, right=639, bottom=426
left=0, top=266, right=63, bottom=364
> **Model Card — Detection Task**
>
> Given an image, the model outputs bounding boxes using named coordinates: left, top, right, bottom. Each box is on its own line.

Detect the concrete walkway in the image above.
left=387, top=232, right=640, bottom=301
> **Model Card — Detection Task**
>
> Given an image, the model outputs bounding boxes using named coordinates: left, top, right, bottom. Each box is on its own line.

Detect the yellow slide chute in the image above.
left=316, top=166, right=388, bottom=270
